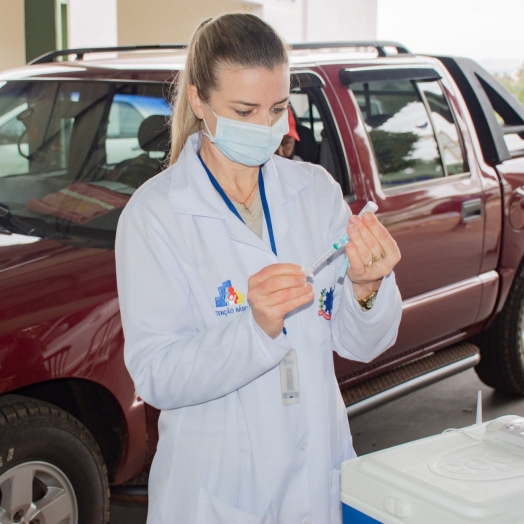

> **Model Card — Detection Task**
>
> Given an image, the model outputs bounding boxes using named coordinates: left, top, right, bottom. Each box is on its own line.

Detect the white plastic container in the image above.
left=341, top=416, right=524, bottom=524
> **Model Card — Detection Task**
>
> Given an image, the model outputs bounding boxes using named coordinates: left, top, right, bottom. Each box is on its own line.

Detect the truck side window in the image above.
left=418, top=81, right=466, bottom=175
left=352, top=79, right=447, bottom=188
left=352, top=79, right=445, bottom=187
left=289, top=90, right=349, bottom=193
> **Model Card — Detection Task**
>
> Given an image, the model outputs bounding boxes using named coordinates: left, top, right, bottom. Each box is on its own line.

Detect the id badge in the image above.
left=279, top=348, right=300, bottom=405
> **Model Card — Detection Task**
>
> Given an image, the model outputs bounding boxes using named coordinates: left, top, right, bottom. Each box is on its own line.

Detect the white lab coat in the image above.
left=115, top=133, right=402, bottom=524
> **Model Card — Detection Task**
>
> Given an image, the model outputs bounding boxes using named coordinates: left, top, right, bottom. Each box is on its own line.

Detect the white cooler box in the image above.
left=341, top=416, right=524, bottom=524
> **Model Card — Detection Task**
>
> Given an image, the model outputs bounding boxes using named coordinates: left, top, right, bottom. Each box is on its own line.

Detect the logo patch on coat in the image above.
left=215, top=280, right=248, bottom=317
left=318, top=287, right=334, bottom=320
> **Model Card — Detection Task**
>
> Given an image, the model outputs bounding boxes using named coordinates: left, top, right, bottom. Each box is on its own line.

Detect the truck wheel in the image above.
left=0, top=395, right=109, bottom=523
left=475, top=264, right=524, bottom=395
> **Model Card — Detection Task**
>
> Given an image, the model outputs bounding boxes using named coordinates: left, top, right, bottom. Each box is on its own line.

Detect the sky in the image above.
left=377, top=0, right=524, bottom=74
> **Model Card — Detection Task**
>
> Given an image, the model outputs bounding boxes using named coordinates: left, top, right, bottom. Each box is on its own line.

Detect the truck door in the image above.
left=340, top=66, right=486, bottom=362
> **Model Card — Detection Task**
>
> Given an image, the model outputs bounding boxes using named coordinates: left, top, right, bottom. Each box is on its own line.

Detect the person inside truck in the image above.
left=276, top=106, right=303, bottom=160
left=115, top=13, right=402, bottom=524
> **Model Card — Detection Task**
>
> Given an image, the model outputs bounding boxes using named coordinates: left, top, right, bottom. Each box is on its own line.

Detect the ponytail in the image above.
left=168, top=13, right=289, bottom=165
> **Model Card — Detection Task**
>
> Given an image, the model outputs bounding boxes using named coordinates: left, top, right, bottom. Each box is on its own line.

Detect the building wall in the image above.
left=306, top=0, right=377, bottom=41
left=117, top=0, right=376, bottom=46
left=0, top=0, right=26, bottom=71
left=69, top=0, right=117, bottom=48
left=116, top=0, right=254, bottom=45
left=257, top=0, right=303, bottom=43
left=0, top=0, right=378, bottom=73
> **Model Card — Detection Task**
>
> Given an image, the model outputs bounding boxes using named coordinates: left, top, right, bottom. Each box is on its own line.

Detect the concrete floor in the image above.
left=109, top=367, right=524, bottom=524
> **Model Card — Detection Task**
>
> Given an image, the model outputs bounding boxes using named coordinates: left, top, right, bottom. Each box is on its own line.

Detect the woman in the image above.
left=115, top=13, right=402, bottom=524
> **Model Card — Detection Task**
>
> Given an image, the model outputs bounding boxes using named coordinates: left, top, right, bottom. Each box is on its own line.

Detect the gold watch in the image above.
left=357, top=291, right=377, bottom=310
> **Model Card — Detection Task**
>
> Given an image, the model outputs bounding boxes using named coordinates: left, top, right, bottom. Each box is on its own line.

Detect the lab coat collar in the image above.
left=168, top=132, right=314, bottom=253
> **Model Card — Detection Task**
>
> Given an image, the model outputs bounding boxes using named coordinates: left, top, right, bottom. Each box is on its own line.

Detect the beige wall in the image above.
left=69, top=0, right=118, bottom=48
left=0, top=0, right=25, bottom=72
left=306, top=0, right=377, bottom=41
left=117, top=0, right=254, bottom=45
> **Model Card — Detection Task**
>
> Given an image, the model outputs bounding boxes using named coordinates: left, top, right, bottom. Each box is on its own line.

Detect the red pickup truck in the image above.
left=0, top=42, right=523, bottom=520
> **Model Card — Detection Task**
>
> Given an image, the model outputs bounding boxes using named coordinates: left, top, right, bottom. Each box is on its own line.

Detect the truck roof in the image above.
left=0, top=41, right=435, bottom=83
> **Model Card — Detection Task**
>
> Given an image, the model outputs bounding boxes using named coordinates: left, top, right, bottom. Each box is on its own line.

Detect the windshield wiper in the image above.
left=0, top=203, right=36, bottom=236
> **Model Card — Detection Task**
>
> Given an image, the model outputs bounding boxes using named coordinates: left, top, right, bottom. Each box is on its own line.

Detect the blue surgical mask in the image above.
left=202, top=105, right=289, bottom=166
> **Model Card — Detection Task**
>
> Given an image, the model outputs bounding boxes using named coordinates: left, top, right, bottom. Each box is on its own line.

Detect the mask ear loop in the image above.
left=201, top=101, right=218, bottom=142
left=191, top=95, right=214, bottom=135
left=202, top=117, right=214, bottom=140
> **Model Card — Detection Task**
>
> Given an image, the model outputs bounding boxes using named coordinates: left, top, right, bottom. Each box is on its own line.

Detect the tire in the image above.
left=475, top=263, right=524, bottom=395
left=0, top=394, right=109, bottom=523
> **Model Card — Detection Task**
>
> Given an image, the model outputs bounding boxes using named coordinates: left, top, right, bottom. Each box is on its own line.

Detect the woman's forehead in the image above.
left=213, top=64, right=290, bottom=103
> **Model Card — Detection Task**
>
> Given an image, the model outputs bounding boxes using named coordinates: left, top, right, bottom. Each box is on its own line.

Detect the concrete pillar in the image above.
left=24, top=0, right=56, bottom=62
left=0, top=0, right=25, bottom=71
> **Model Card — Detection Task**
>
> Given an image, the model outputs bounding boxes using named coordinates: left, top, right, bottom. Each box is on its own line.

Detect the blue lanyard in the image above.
left=198, top=154, right=285, bottom=335
left=198, top=153, right=277, bottom=257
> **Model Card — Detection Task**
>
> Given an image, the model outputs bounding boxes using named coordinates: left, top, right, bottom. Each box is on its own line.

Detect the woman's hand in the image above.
left=345, top=212, right=401, bottom=299
left=248, top=264, right=314, bottom=338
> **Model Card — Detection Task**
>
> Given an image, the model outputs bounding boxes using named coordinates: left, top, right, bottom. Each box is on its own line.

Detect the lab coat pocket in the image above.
left=329, top=468, right=342, bottom=524
left=196, top=488, right=275, bottom=524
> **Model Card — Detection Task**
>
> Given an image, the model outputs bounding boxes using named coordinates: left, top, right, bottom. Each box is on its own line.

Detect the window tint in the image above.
left=352, top=79, right=443, bottom=187
left=0, top=81, right=171, bottom=248
left=495, top=107, right=524, bottom=155
left=418, top=81, right=465, bottom=175
left=288, top=91, right=346, bottom=188
left=106, top=94, right=170, bottom=165
left=291, top=93, right=325, bottom=142
left=0, top=110, right=26, bottom=145
left=107, top=101, right=142, bottom=139
left=503, top=131, right=524, bottom=155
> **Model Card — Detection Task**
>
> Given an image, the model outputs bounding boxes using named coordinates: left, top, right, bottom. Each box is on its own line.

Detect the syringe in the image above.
left=304, top=201, right=378, bottom=278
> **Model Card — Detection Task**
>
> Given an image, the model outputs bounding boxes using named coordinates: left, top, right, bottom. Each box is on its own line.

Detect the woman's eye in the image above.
left=272, top=107, right=287, bottom=114
left=236, top=110, right=251, bottom=117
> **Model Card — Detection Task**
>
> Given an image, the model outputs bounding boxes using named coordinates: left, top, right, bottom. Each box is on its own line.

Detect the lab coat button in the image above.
left=297, top=442, right=308, bottom=451
left=303, top=519, right=313, bottom=524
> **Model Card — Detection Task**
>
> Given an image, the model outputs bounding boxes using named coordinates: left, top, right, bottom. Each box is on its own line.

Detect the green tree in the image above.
left=368, top=130, right=418, bottom=174
left=496, top=65, right=524, bottom=106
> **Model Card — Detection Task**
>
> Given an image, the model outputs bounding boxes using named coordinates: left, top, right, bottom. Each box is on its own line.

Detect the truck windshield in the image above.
left=0, top=80, right=171, bottom=247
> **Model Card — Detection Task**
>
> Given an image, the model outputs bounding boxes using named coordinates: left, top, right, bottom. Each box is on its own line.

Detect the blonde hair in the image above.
left=168, top=13, right=289, bottom=165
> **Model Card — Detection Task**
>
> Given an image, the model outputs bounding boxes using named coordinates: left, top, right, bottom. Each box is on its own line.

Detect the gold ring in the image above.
left=372, top=252, right=386, bottom=263
left=366, top=259, right=374, bottom=267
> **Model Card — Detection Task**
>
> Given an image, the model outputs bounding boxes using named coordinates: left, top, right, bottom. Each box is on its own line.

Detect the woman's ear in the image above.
left=187, top=85, right=204, bottom=119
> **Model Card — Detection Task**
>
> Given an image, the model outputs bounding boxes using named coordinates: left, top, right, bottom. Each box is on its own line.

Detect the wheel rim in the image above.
left=0, top=461, right=78, bottom=524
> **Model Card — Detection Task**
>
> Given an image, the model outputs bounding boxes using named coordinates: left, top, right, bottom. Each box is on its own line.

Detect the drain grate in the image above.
left=341, top=342, right=480, bottom=407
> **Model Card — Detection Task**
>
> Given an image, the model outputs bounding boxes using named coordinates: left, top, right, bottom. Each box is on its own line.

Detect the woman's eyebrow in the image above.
left=229, top=96, right=289, bottom=107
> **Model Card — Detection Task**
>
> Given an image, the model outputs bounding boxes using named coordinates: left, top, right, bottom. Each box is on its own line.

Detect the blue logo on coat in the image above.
left=318, top=287, right=334, bottom=320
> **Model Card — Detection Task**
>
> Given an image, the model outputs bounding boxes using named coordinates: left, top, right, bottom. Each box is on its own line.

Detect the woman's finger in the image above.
left=273, top=286, right=315, bottom=316
left=256, top=274, right=308, bottom=297
left=361, top=213, right=400, bottom=263
left=347, top=219, right=374, bottom=267
left=345, top=241, right=367, bottom=277
left=249, top=263, right=305, bottom=288
left=263, top=282, right=314, bottom=308
left=349, top=216, right=385, bottom=259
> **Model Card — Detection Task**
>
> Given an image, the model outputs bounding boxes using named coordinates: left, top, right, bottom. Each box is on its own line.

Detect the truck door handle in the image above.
left=462, top=198, right=482, bottom=222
